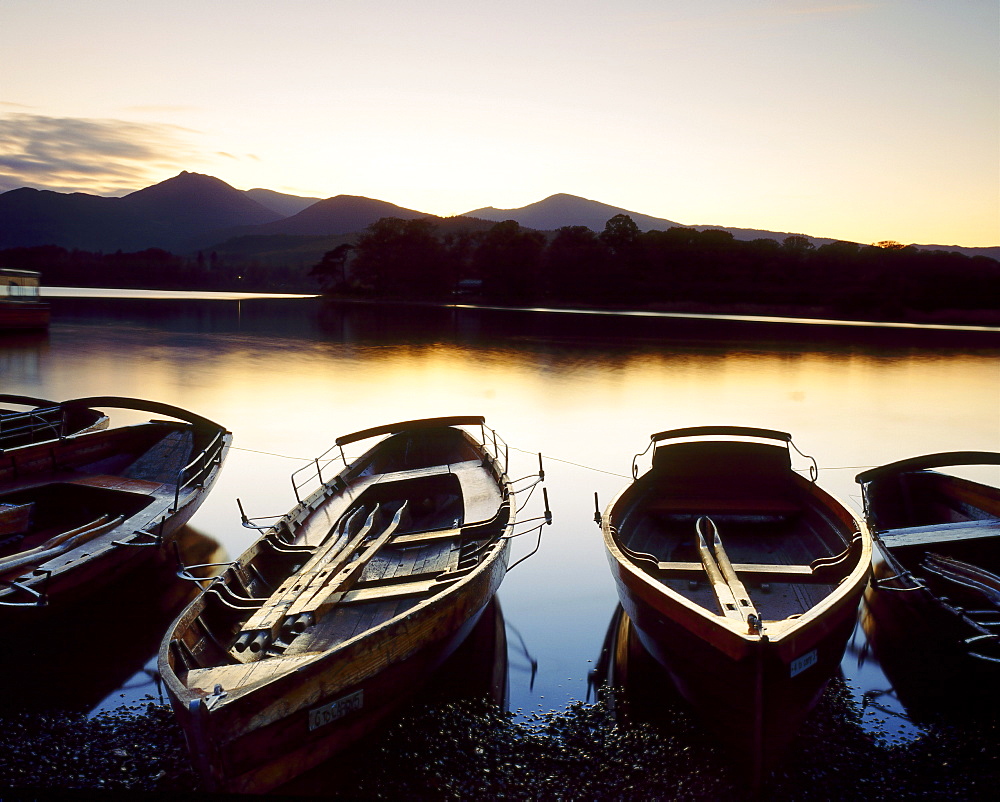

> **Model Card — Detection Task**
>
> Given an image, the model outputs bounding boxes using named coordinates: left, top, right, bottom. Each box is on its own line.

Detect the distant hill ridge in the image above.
left=213, top=194, right=427, bottom=243
left=463, top=193, right=684, bottom=234
left=1, top=171, right=997, bottom=263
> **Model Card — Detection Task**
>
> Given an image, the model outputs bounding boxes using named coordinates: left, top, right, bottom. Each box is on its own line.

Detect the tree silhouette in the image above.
left=309, top=243, right=353, bottom=291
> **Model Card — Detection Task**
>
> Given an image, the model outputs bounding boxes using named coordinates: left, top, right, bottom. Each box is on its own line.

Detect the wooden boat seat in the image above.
left=338, top=573, right=462, bottom=605
left=880, top=519, right=1000, bottom=549
left=650, top=560, right=840, bottom=584
left=68, top=475, right=164, bottom=494
left=185, top=653, right=321, bottom=695
left=391, top=526, right=462, bottom=546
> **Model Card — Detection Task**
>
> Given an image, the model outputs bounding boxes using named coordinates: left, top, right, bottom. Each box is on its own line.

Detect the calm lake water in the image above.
left=3, top=291, right=999, bottom=746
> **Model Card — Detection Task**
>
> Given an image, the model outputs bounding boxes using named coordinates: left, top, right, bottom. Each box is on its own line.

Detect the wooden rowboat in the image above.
left=159, top=416, right=522, bottom=794
left=858, top=452, right=1000, bottom=673
left=1, top=394, right=109, bottom=450
left=599, top=426, right=871, bottom=780
left=0, top=397, right=230, bottom=617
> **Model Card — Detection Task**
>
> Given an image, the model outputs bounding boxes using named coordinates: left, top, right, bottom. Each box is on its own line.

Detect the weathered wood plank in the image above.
left=650, top=560, right=822, bottom=582
left=391, top=526, right=462, bottom=546
left=338, top=575, right=457, bottom=604
left=186, top=653, right=320, bottom=694
left=453, top=465, right=503, bottom=523
left=880, top=520, right=1000, bottom=549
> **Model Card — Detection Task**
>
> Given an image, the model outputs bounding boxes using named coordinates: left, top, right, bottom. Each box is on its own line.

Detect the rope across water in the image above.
left=230, top=444, right=876, bottom=478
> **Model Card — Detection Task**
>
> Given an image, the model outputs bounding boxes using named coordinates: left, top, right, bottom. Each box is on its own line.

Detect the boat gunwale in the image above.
left=856, top=451, right=1000, bottom=484
left=334, top=415, right=486, bottom=448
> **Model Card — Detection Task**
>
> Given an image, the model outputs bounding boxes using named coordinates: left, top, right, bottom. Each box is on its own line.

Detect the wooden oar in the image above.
left=923, top=552, right=1000, bottom=607
left=284, top=500, right=413, bottom=634
left=233, top=504, right=376, bottom=654
left=704, top=516, right=758, bottom=617
left=0, top=515, right=124, bottom=576
left=279, top=503, right=392, bottom=634
left=696, top=516, right=759, bottom=627
left=696, top=517, right=743, bottom=622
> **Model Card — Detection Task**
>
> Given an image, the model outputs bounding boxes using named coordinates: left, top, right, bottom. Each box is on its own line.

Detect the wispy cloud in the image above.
left=0, top=113, right=204, bottom=196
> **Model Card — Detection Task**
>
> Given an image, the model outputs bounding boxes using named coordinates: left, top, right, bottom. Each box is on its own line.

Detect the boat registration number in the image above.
left=790, top=649, right=817, bottom=678
left=308, top=690, right=364, bottom=731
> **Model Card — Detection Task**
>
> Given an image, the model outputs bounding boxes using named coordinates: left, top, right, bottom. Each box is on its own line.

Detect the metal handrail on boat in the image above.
left=0, top=571, right=49, bottom=607
left=289, top=445, right=342, bottom=503
left=0, top=404, right=66, bottom=447
left=290, top=417, right=506, bottom=504
left=172, top=428, right=229, bottom=511
left=630, top=426, right=817, bottom=481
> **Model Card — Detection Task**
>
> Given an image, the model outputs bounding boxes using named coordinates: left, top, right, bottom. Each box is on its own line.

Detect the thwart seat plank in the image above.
left=650, top=560, right=834, bottom=583
left=880, top=519, right=1000, bottom=549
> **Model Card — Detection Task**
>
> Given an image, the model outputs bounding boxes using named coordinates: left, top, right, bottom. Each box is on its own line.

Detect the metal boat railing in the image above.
left=629, top=426, right=818, bottom=481
left=172, top=428, right=229, bottom=512
left=289, top=417, right=509, bottom=504
left=0, top=404, right=67, bottom=448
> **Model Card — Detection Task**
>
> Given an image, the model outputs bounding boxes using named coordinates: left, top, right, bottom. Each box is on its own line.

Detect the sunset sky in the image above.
left=2, top=1, right=997, bottom=246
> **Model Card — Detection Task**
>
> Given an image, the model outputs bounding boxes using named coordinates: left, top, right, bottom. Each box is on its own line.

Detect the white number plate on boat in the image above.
left=308, top=690, right=364, bottom=731
left=790, top=649, right=817, bottom=677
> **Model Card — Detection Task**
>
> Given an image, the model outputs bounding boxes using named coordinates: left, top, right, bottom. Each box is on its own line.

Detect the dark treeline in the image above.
left=3, top=214, right=998, bottom=323
left=0, top=245, right=314, bottom=293
left=311, top=215, right=999, bottom=322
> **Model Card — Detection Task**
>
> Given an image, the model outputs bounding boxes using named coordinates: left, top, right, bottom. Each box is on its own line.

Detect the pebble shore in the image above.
left=1, top=677, right=998, bottom=799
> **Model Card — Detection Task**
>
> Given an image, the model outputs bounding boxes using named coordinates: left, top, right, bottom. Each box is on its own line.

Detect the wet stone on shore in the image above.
left=1, top=679, right=998, bottom=798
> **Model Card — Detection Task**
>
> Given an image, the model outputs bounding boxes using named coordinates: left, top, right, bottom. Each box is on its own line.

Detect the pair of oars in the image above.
left=0, top=514, right=124, bottom=577
left=234, top=501, right=411, bottom=655
left=695, top=516, right=762, bottom=635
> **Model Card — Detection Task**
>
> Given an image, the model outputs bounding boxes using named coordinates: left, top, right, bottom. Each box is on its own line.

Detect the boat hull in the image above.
left=0, top=302, right=49, bottom=331
left=602, top=428, right=871, bottom=776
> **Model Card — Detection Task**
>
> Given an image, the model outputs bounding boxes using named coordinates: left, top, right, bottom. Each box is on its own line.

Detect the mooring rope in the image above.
left=507, top=444, right=631, bottom=478
left=231, top=446, right=312, bottom=461
left=232, top=443, right=876, bottom=479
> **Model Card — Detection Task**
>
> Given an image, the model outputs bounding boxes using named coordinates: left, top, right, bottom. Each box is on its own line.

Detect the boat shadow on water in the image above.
left=0, top=525, right=226, bottom=713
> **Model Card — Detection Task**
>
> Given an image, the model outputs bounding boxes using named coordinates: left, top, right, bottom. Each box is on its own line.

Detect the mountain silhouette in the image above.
left=1, top=174, right=997, bottom=261
left=213, top=195, right=428, bottom=242
left=463, top=193, right=842, bottom=247
left=122, top=172, right=282, bottom=246
left=244, top=188, right=321, bottom=218
left=0, top=172, right=282, bottom=252
left=464, top=193, right=683, bottom=233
